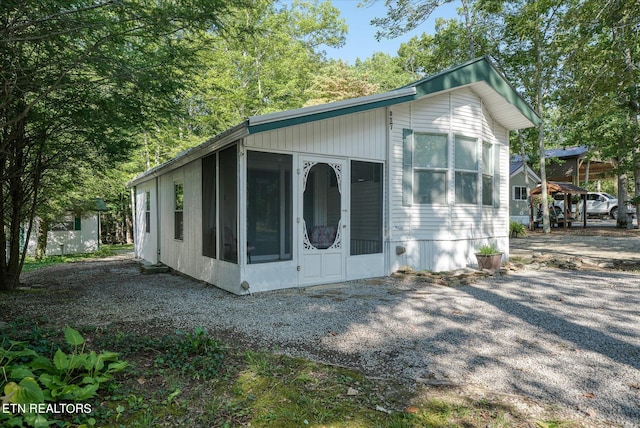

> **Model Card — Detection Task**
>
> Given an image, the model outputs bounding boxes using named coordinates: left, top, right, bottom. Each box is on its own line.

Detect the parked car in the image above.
left=554, top=192, right=634, bottom=220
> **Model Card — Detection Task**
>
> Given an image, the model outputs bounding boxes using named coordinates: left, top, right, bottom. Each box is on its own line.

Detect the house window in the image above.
left=51, top=214, right=81, bottom=231
left=145, top=191, right=151, bottom=233
left=247, top=151, right=292, bottom=263
left=174, top=182, right=184, bottom=240
left=351, top=161, right=383, bottom=255
left=513, top=186, right=528, bottom=201
left=482, top=142, right=494, bottom=206
left=202, top=154, right=217, bottom=258
left=454, top=135, right=478, bottom=204
left=411, top=132, right=448, bottom=204
left=219, top=145, right=237, bottom=263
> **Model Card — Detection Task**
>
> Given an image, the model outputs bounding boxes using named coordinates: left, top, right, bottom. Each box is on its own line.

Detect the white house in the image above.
left=128, top=57, right=541, bottom=295
left=24, top=213, right=100, bottom=256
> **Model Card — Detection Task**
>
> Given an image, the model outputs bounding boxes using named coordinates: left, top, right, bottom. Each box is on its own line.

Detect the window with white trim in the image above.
left=454, top=135, right=478, bottom=204
left=174, top=182, right=184, bottom=241
left=404, top=131, right=448, bottom=205
left=145, top=191, right=151, bottom=233
left=482, top=142, right=494, bottom=206
left=513, top=186, right=528, bottom=201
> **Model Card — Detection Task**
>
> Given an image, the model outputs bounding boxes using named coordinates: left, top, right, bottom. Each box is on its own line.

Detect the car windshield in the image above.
left=603, top=193, right=616, bottom=199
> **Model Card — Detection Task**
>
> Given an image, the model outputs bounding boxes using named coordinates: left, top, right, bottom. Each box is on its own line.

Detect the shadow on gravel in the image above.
left=461, top=283, right=640, bottom=372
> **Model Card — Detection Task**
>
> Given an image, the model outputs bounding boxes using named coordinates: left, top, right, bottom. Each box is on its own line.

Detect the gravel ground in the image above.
left=3, top=254, right=640, bottom=427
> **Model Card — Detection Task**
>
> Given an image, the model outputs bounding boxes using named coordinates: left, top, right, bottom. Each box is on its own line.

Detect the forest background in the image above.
left=1, top=0, right=638, bottom=290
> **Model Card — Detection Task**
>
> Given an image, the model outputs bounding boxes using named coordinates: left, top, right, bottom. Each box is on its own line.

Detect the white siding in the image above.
left=388, top=89, right=511, bottom=271
left=156, top=160, right=242, bottom=294
left=247, top=108, right=387, bottom=160
left=26, top=216, right=100, bottom=257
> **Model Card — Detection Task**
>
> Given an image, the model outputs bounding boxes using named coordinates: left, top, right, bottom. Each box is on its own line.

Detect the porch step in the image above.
left=140, top=261, right=170, bottom=274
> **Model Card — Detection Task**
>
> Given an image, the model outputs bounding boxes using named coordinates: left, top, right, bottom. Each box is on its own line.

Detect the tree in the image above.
left=366, top=0, right=478, bottom=58
left=395, top=17, right=495, bottom=76
left=556, top=0, right=639, bottom=228
left=0, top=0, right=239, bottom=290
left=354, top=52, right=415, bottom=91
left=172, top=0, right=347, bottom=143
left=304, top=60, right=380, bottom=106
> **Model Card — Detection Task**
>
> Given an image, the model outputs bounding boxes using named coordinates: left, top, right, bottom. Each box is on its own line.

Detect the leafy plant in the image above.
left=152, top=327, right=225, bottom=381
left=510, top=220, right=527, bottom=238
left=0, top=326, right=126, bottom=427
left=476, top=242, right=501, bottom=255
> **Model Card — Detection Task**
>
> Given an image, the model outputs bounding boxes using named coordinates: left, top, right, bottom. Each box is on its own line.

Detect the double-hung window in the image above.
left=482, top=142, right=494, bottom=206
left=145, top=191, right=151, bottom=233
left=412, top=132, right=448, bottom=204
left=174, top=182, right=184, bottom=241
left=513, top=186, right=527, bottom=201
left=454, top=136, right=478, bottom=204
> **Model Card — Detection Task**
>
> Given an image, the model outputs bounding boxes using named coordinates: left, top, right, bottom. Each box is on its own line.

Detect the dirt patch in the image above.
left=510, top=225, right=640, bottom=267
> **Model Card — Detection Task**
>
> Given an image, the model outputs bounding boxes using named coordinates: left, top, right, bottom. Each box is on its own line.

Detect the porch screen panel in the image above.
left=202, top=153, right=216, bottom=258
left=219, top=145, right=238, bottom=263
left=350, top=161, right=383, bottom=255
left=247, top=151, right=292, bottom=263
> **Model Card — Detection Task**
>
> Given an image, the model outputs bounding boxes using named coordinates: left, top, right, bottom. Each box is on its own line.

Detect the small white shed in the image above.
left=128, top=57, right=540, bottom=295
left=24, top=214, right=100, bottom=256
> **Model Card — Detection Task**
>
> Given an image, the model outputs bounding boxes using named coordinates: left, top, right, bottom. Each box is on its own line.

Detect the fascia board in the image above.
left=413, top=57, right=542, bottom=128
left=127, top=123, right=248, bottom=187
left=247, top=88, right=416, bottom=134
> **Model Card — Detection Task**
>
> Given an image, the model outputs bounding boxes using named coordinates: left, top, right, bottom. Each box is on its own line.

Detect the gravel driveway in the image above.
left=3, top=251, right=640, bottom=427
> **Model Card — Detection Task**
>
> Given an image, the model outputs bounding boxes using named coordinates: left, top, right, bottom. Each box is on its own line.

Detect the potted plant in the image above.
left=475, top=242, right=503, bottom=270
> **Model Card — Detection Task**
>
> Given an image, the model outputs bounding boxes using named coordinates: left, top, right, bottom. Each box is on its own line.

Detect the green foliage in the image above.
left=94, top=327, right=225, bottom=382
left=476, top=242, right=500, bottom=255
left=153, top=327, right=225, bottom=380
left=510, top=221, right=527, bottom=238
left=0, top=325, right=126, bottom=427
left=22, top=245, right=132, bottom=272
left=0, top=0, right=242, bottom=290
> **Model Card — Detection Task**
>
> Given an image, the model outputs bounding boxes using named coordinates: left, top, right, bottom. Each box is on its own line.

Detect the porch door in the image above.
left=299, top=157, right=347, bottom=285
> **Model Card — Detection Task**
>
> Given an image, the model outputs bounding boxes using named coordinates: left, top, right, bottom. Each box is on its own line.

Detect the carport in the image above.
left=530, top=181, right=588, bottom=229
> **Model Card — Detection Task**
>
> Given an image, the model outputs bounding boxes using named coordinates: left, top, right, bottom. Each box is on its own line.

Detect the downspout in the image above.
left=156, top=177, right=161, bottom=264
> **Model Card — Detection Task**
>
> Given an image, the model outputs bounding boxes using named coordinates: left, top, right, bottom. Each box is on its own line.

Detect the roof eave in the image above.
left=247, top=87, right=417, bottom=134
left=412, top=56, right=541, bottom=129
left=127, top=122, right=249, bottom=187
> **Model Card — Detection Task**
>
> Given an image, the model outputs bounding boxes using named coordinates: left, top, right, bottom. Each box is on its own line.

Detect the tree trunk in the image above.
left=634, top=157, right=640, bottom=229
left=461, top=0, right=475, bottom=58
left=35, top=219, right=49, bottom=260
left=617, top=168, right=630, bottom=228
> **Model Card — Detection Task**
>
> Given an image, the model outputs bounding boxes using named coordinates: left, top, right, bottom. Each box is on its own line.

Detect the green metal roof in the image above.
left=408, top=56, right=541, bottom=127
left=247, top=56, right=541, bottom=134
left=128, top=57, right=540, bottom=187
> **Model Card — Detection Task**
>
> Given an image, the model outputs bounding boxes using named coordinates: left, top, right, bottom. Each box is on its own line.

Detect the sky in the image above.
left=287, top=0, right=462, bottom=64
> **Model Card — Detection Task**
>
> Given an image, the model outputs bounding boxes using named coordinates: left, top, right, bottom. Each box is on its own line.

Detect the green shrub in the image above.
left=476, top=242, right=500, bottom=255
left=510, top=220, right=527, bottom=237
left=0, top=326, right=126, bottom=427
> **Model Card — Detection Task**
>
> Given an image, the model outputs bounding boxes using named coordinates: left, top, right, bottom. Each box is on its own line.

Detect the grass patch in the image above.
left=0, top=318, right=583, bottom=427
left=22, top=244, right=133, bottom=272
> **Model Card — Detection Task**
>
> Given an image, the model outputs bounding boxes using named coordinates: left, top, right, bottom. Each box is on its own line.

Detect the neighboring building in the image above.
left=128, top=57, right=540, bottom=295
left=516, top=145, right=614, bottom=186
left=24, top=213, right=100, bottom=256
left=509, top=160, right=540, bottom=225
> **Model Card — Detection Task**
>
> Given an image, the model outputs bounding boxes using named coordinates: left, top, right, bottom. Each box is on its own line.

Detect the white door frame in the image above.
left=298, top=155, right=348, bottom=285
